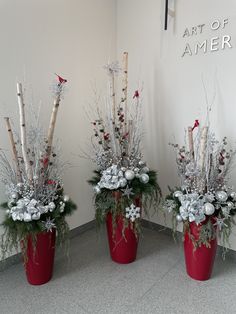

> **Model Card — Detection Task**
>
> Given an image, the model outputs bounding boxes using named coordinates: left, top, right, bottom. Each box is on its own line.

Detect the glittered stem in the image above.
left=111, top=73, right=116, bottom=123
left=128, top=119, right=133, bottom=155
left=188, top=126, right=194, bottom=159
left=4, top=117, right=22, bottom=182
left=122, top=52, right=128, bottom=132
left=17, top=83, right=33, bottom=183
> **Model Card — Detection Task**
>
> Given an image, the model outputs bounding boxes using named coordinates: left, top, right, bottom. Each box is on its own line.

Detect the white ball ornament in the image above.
left=139, top=173, right=149, bottom=184
left=125, top=170, right=135, bottom=181
left=204, top=203, right=215, bottom=215
left=216, top=191, right=228, bottom=202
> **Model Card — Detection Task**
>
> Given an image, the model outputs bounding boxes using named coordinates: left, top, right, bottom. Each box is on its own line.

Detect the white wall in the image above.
left=1, top=0, right=236, bottom=257
left=117, top=0, right=236, bottom=250
left=0, top=0, right=116, bottom=246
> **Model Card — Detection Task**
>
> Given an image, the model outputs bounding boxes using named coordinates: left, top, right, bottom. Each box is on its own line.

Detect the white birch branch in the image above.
left=199, top=126, right=209, bottom=171
left=4, top=117, right=22, bottom=182
left=17, top=83, right=33, bottom=182
left=46, top=92, right=61, bottom=161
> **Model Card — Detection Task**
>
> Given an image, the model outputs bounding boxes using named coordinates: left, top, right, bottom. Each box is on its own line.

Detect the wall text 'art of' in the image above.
left=182, top=18, right=233, bottom=58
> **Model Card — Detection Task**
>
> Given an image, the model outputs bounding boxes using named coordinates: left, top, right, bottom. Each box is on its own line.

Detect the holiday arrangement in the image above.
left=0, top=75, right=76, bottom=284
left=164, top=119, right=236, bottom=280
left=88, top=52, right=161, bottom=263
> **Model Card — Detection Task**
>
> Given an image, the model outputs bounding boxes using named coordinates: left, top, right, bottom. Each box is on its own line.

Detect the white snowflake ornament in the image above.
left=125, top=203, right=141, bottom=222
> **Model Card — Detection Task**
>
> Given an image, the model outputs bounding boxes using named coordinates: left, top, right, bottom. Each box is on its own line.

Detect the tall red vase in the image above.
left=106, top=194, right=140, bottom=264
left=23, top=230, right=56, bottom=285
left=184, top=220, right=217, bottom=281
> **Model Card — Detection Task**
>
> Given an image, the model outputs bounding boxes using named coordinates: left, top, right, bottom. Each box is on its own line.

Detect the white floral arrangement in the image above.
left=164, top=119, right=236, bottom=249
left=87, top=53, right=161, bottom=230
left=0, top=75, right=76, bottom=260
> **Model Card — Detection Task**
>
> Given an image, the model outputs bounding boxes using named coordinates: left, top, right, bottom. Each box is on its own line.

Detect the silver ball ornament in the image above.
left=23, top=212, right=32, bottom=222
left=176, top=214, right=182, bottom=222
left=230, top=192, right=236, bottom=200
left=227, top=201, right=234, bottom=208
left=11, top=193, right=18, bottom=200
left=125, top=170, right=135, bottom=181
left=173, top=191, right=183, bottom=198
left=94, top=186, right=101, bottom=194
left=8, top=200, right=15, bottom=208
left=49, top=202, right=56, bottom=210
left=216, top=191, right=228, bottom=202
left=204, top=203, right=215, bottom=215
left=139, top=173, right=149, bottom=184
left=119, top=178, right=127, bottom=188
left=138, top=161, right=146, bottom=167
left=141, top=166, right=150, bottom=174
left=64, top=195, right=69, bottom=202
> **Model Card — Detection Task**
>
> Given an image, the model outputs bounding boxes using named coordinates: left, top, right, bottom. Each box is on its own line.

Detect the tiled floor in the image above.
left=0, top=226, right=236, bottom=314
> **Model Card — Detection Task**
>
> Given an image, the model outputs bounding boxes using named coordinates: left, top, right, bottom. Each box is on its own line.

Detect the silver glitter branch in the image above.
left=87, top=53, right=150, bottom=193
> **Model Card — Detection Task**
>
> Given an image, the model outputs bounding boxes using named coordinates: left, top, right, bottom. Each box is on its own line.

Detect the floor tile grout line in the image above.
left=125, top=257, right=182, bottom=311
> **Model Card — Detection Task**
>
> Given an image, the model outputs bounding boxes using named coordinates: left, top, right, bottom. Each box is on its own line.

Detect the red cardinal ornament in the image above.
left=133, top=90, right=139, bottom=99
left=55, top=73, right=67, bottom=84
left=47, top=180, right=56, bottom=185
left=192, top=119, right=199, bottom=131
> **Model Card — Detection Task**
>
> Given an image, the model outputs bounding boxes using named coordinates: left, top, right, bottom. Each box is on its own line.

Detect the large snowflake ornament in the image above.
left=125, top=203, right=141, bottom=222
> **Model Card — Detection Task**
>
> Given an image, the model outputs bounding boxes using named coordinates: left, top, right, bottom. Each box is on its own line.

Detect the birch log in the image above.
left=122, top=52, right=128, bottom=131
left=188, top=126, right=194, bottom=159
left=111, top=73, right=116, bottom=122
left=4, top=117, right=22, bottom=182
left=199, top=126, right=208, bottom=171
left=46, top=93, right=61, bottom=161
left=17, top=83, right=33, bottom=182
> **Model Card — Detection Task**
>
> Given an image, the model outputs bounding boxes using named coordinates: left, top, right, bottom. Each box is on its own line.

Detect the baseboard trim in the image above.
left=141, top=219, right=236, bottom=260
left=0, top=219, right=96, bottom=272
left=141, top=219, right=174, bottom=236
left=69, top=220, right=96, bottom=239
left=1, top=219, right=236, bottom=271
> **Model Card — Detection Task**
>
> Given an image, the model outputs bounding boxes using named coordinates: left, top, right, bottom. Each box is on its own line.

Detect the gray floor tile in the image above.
left=0, top=227, right=235, bottom=314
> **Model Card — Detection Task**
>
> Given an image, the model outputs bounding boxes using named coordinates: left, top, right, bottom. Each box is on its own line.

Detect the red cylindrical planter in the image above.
left=184, top=220, right=217, bottom=281
left=106, top=195, right=140, bottom=264
left=23, top=230, right=56, bottom=285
